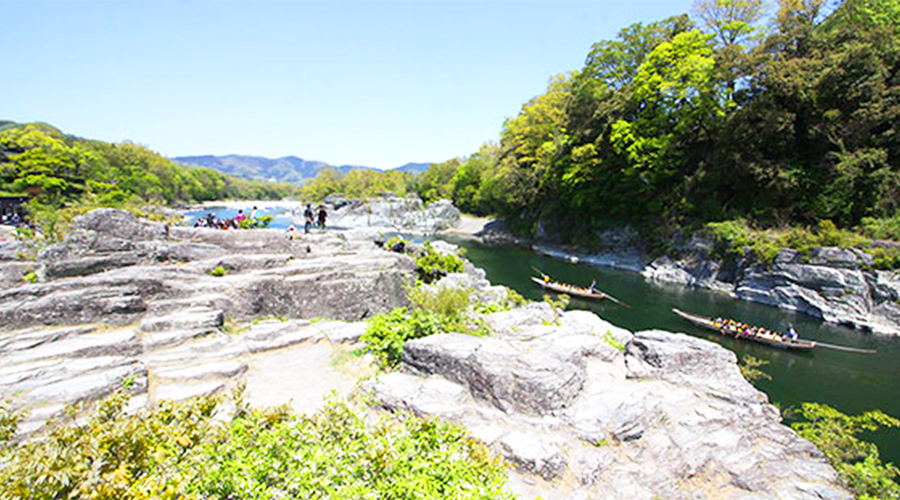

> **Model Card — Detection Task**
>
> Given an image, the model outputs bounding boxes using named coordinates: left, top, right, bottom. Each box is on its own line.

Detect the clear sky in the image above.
left=1, top=0, right=695, bottom=170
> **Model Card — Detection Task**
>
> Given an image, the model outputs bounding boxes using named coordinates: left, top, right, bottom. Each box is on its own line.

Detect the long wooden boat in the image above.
left=530, top=275, right=627, bottom=306
left=672, top=308, right=817, bottom=351
left=531, top=276, right=606, bottom=299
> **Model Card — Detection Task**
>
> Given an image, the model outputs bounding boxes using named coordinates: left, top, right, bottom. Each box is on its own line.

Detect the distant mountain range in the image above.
left=173, top=155, right=432, bottom=184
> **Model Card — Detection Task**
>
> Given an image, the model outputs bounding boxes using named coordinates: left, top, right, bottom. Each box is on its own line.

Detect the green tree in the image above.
left=791, top=403, right=900, bottom=499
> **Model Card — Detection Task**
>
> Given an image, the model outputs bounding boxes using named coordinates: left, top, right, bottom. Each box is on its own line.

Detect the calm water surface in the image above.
left=446, top=237, right=900, bottom=465
left=186, top=207, right=899, bottom=464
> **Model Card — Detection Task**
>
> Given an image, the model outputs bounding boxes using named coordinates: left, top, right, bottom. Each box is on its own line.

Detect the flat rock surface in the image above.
left=243, top=342, right=359, bottom=415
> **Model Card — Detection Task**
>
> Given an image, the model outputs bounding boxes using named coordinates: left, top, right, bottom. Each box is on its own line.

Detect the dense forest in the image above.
left=0, top=121, right=297, bottom=230
left=414, top=0, right=900, bottom=244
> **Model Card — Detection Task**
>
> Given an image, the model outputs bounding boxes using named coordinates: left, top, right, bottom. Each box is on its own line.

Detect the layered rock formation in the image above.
left=365, top=303, right=852, bottom=499
left=641, top=233, right=900, bottom=335
left=0, top=209, right=412, bottom=433
left=495, top=223, right=900, bottom=335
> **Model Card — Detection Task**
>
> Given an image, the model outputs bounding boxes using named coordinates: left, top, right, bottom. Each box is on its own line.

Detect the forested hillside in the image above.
left=174, top=154, right=384, bottom=184
left=416, top=0, right=900, bottom=243
left=174, top=155, right=430, bottom=184
left=0, top=122, right=297, bottom=230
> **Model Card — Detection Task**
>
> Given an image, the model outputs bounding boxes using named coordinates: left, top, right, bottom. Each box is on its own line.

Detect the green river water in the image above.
left=444, top=236, right=900, bottom=466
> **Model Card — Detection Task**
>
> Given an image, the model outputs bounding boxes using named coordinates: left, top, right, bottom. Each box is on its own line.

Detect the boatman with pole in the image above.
left=787, top=323, right=798, bottom=341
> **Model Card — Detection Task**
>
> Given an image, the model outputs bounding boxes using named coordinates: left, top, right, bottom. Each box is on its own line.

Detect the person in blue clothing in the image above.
left=787, top=324, right=799, bottom=341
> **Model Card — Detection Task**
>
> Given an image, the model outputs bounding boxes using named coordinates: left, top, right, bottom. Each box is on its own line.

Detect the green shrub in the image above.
left=409, top=285, right=491, bottom=336
left=707, top=219, right=755, bottom=257
left=860, top=216, right=900, bottom=241
left=0, top=400, right=21, bottom=445
left=543, top=294, right=570, bottom=325
left=867, top=247, right=900, bottom=270
left=708, top=219, right=874, bottom=264
left=362, top=308, right=445, bottom=368
left=0, top=391, right=512, bottom=500
left=410, top=285, right=469, bottom=320
left=778, top=226, right=819, bottom=255
left=194, top=399, right=512, bottom=500
left=14, top=227, right=34, bottom=240
left=21, top=271, right=37, bottom=283
left=790, top=403, right=900, bottom=500
left=415, top=242, right=465, bottom=283
left=210, top=265, right=227, bottom=277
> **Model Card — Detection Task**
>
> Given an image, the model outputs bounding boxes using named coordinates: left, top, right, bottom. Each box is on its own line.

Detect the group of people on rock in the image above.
left=193, top=206, right=260, bottom=230
left=0, top=211, right=24, bottom=227
left=286, top=203, right=328, bottom=241
left=713, top=317, right=799, bottom=341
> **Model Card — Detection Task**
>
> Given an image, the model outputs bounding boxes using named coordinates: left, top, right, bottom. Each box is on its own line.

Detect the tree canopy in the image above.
left=415, top=0, right=900, bottom=243
left=0, top=122, right=298, bottom=211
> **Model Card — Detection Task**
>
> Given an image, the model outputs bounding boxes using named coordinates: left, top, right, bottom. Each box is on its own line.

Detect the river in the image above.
left=447, top=236, right=900, bottom=467
left=185, top=205, right=900, bottom=465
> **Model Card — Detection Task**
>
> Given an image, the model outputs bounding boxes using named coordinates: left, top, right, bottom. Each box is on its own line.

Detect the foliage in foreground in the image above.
left=0, top=390, right=512, bottom=500
left=791, top=403, right=900, bottom=499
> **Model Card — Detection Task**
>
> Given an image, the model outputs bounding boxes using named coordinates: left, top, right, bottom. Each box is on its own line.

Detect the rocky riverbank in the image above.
left=0, top=209, right=852, bottom=498
left=0, top=209, right=411, bottom=434
left=474, top=221, right=900, bottom=335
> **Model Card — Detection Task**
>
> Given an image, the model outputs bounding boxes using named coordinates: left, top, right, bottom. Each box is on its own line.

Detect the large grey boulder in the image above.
left=625, top=330, right=767, bottom=404
left=366, top=308, right=851, bottom=500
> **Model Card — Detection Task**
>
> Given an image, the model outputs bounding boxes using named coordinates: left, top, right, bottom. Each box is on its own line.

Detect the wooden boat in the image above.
left=672, top=308, right=817, bottom=351
left=530, top=275, right=627, bottom=306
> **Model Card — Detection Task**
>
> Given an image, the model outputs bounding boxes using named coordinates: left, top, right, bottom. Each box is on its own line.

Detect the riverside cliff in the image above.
left=478, top=222, right=900, bottom=336
left=0, top=209, right=851, bottom=499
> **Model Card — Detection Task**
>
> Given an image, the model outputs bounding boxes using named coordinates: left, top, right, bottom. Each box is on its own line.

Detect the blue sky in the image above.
left=2, top=0, right=695, bottom=169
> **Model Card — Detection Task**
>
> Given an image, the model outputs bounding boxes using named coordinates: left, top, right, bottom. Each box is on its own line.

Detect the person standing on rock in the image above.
left=317, top=204, right=327, bottom=230
left=304, top=204, right=314, bottom=234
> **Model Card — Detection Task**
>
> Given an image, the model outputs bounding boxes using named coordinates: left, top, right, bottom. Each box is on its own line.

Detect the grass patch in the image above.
left=209, top=265, right=227, bottom=277
left=329, top=346, right=377, bottom=382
